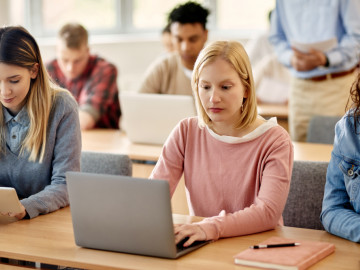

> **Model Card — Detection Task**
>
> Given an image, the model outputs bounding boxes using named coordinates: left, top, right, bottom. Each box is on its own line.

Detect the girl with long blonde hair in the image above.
left=150, top=41, right=294, bottom=247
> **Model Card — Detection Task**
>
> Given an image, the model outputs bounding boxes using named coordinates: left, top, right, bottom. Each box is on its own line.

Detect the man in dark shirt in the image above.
left=47, top=23, right=121, bottom=129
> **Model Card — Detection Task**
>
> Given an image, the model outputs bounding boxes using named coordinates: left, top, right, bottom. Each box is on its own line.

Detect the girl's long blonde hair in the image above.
left=191, top=40, right=258, bottom=130
left=0, top=26, right=66, bottom=162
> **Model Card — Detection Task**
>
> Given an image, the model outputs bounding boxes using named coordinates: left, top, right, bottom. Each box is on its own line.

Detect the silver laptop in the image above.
left=66, top=172, right=209, bottom=259
left=120, top=93, right=197, bottom=145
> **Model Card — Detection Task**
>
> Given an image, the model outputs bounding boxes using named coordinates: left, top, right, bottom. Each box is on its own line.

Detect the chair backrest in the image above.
left=283, top=160, right=328, bottom=230
left=307, top=115, right=341, bottom=144
left=80, top=151, right=132, bottom=176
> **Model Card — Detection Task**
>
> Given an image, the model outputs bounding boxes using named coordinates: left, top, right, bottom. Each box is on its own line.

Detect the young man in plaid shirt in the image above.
left=47, top=23, right=121, bottom=130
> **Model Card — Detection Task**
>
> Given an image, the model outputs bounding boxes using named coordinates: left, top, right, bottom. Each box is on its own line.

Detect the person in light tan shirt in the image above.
left=138, top=1, right=209, bottom=95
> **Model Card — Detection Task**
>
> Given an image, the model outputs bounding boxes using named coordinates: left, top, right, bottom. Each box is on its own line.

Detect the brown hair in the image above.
left=0, top=26, right=69, bottom=162
left=58, top=23, right=88, bottom=49
left=346, top=72, right=360, bottom=131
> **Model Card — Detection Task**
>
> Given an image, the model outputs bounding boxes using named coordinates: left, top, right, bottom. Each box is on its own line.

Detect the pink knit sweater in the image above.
left=150, top=117, right=294, bottom=240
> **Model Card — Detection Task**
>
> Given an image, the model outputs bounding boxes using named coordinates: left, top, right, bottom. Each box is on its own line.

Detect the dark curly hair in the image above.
left=168, top=1, right=210, bottom=30
left=347, top=71, right=360, bottom=131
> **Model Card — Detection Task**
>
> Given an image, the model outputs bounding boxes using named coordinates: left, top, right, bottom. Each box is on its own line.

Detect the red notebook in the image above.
left=234, top=236, right=335, bottom=270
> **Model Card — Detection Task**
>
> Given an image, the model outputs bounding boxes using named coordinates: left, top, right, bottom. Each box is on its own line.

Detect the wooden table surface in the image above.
left=82, top=129, right=162, bottom=162
left=82, top=129, right=333, bottom=163
left=0, top=264, right=30, bottom=269
left=0, top=207, right=359, bottom=270
left=257, top=103, right=288, bottom=119
left=292, top=141, right=333, bottom=162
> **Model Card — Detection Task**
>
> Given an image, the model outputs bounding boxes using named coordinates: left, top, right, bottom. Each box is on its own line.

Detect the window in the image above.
left=7, top=0, right=25, bottom=26
left=42, top=0, right=118, bottom=33
left=132, top=0, right=195, bottom=31
left=27, top=0, right=120, bottom=36
left=9, top=0, right=275, bottom=38
left=216, top=0, right=274, bottom=32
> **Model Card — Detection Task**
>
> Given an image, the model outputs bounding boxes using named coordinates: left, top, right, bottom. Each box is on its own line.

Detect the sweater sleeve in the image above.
left=149, top=120, right=187, bottom=195
left=138, top=55, right=168, bottom=94
left=268, top=4, right=293, bottom=68
left=21, top=92, right=81, bottom=218
left=198, top=134, right=294, bottom=240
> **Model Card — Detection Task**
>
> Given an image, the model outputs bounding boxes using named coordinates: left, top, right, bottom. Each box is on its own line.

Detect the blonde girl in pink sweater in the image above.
left=150, top=41, right=294, bottom=247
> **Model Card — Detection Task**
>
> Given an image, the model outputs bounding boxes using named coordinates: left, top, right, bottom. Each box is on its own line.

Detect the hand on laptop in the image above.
left=174, top=223, right=207, bottom=247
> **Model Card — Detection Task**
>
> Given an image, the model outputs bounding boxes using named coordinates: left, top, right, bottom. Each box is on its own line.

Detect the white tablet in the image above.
left=0, top=187, right=22, bottom=213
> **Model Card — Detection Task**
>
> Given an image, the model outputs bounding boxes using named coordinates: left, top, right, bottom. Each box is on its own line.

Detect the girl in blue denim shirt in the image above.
left=321, top=72, right=360, bottom=242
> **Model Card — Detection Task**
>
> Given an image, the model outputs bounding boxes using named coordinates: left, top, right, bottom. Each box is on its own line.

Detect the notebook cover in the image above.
left=234, top=236, right=335, bottom=270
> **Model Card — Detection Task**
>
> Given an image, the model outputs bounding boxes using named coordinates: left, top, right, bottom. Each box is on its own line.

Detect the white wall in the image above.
left=0, top=1, right=10, bottom=25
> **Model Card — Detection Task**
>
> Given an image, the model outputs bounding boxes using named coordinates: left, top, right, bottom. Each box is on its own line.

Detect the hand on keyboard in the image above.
left=176, top=237, right=208, bottom=252
left=174, top=223, right=207, bottom=247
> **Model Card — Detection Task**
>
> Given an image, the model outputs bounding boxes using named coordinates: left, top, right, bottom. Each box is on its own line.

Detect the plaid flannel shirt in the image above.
left=47, top=55, right=121, bottom=129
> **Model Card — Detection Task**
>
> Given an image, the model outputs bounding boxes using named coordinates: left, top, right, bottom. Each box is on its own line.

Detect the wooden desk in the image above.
left=82, top=129, right=162, bottom=162
left=0, top=264, right=30, bottom=269
left=82, top=130, right=333, bottom=163
left=258, top=103, right=288, bottom=119
left=258, top=103, right=288, bottom=131
left=293, top=142, right=333, bottom=162
left=0, top=207, right=359, bottom=270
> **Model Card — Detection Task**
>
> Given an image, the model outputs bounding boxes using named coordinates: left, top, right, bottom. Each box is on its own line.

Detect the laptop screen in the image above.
left=120, top=93, right=197, bottom=145
left=66, top=172, right=209, bottom=258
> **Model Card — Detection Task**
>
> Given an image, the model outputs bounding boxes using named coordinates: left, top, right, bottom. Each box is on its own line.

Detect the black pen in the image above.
left=250, top=243, right=301, bottom=249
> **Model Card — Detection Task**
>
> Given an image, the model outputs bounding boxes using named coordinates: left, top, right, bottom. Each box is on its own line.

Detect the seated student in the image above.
left=138, top=1, right=209, bottom=95
left=0, top=26, right=81, bottom=220
left=150, top=41, right=294, bottom=246
left=46, top=23, right=121, bottom=130
left=161, top=23, right=175, bottom=53
left=321, top=73, right=360, bottom=243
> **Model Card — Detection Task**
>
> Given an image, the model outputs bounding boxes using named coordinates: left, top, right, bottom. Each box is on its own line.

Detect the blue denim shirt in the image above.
left=321, top=113, right=360, bottom=242
left=269, top=0, right=360, bottom=79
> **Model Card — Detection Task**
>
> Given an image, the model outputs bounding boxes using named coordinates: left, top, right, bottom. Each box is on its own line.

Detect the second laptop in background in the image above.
left=120, top=93, right=196, bottom=145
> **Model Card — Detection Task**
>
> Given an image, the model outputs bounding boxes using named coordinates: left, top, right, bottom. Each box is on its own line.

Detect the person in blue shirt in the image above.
left=0, top=26, right=81, bottom=220
left=269, top=0, right=360, bottom=142
left=321, top=72, right=360, bottom=243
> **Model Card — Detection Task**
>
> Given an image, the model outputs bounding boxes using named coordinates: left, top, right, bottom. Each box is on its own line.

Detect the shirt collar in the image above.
left=3, top=106, right=30, bottom=126
left=182, top=66, right=193, bottom=79
left=205, top=116, right=278, bottom=144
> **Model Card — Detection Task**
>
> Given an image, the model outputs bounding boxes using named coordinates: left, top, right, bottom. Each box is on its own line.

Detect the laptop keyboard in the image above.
left=176, top=237, right=208, bottom=253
